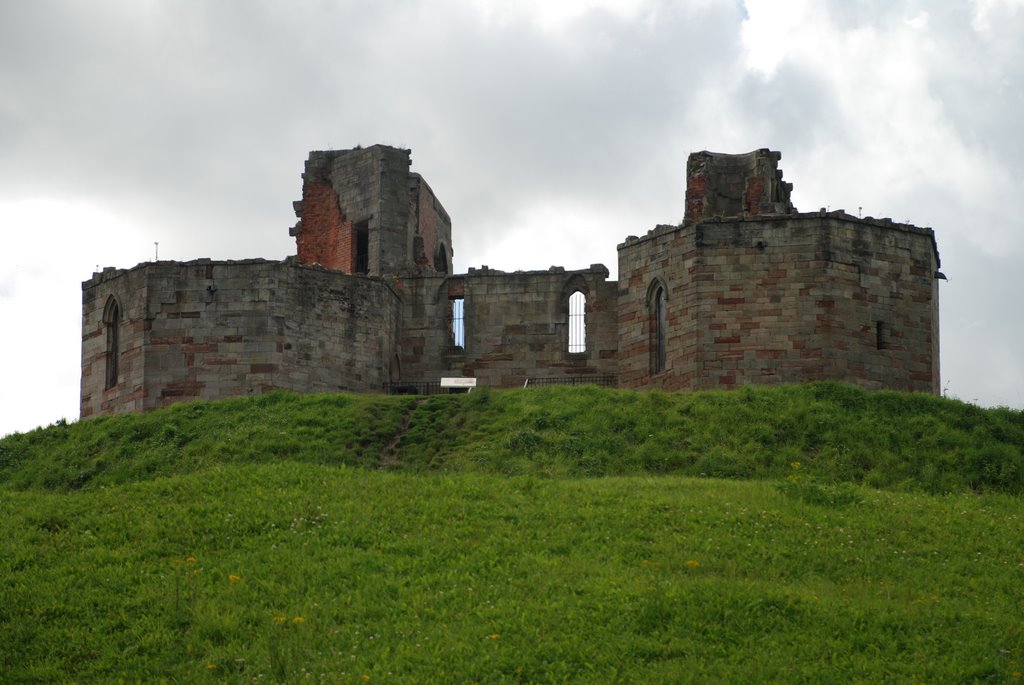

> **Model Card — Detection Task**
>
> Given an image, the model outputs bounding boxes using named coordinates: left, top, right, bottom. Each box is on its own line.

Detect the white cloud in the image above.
left=738, top=2, right=1023, bottom=253
left=461, top=0, right=659, bottom=34
left=970, top=0, right=1024, bottom=34
left=0, top=198, right=155, bottom=436
left=0, top=0, right=1020, bottom=435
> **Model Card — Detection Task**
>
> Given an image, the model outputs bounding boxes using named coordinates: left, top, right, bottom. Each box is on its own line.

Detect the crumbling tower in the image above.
left=684, top=148, right=794, bottom=222
left=290, top=145, right=453, bottom=276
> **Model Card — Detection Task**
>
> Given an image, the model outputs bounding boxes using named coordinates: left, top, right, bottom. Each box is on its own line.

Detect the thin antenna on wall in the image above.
left=858, top=206, right=862, bottom=217
left=154, top=242, right=159, bottom=261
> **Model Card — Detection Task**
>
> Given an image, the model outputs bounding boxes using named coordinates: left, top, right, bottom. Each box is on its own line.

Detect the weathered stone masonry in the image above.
left=82, top=145, right=942, bottom=417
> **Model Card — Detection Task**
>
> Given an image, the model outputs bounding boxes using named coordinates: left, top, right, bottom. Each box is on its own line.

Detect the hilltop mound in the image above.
left=2, top=382, right=1021, bottom=493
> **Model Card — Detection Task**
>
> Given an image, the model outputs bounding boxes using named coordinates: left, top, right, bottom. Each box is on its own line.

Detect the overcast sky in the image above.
left=1, top=0, right=1022, bottom=436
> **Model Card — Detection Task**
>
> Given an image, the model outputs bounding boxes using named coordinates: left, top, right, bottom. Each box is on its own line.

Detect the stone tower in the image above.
left=290, top=145, right=453, bottom=276
left=685, top=148, right=794, bottom=222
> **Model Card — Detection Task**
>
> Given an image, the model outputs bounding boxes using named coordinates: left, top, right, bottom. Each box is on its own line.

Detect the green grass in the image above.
left=3, top=465, right=1023, bottom=683
left=2, top=383, right=1023, bottom=682
left=2, top=382, right=1022, bottom=493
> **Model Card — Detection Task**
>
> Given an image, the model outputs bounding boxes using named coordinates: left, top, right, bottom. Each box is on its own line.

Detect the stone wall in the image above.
left=395, top=267, right=618, bottom=387
left=81, top=259, right=402, bottom=416
left=81, top=267, right=150, bottom=417
left=617, top=224, right=703, bottom=390
left=617, top=212, right=940, bottom=392
left=409, top=173, right=452, bottom=275
left=685, top=149, right=794, bottom=222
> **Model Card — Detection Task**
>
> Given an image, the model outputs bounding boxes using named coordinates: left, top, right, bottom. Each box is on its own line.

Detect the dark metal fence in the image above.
left=382, top=380, right=444, bottom=395
left=523, top=375, right=617, bottom=388
left=385, top=375, right=618, bottom=394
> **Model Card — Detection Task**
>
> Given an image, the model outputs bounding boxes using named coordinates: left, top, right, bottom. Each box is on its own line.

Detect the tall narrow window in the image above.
left=653, top=286, right=666, bottom=374
left=354, top=220, right=369, bottom=274
left=568, top=290, right=586, bottom=353
left=103, top=297, right=120, bottom=389
left=449, top=297, right=465, bottom=350
left=876, top=321, right=887, bottom=350
left=435, top=244, right=449, bottom=274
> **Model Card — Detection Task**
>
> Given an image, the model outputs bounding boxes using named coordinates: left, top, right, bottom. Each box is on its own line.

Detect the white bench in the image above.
left=440, top=377, right=477, bottom=393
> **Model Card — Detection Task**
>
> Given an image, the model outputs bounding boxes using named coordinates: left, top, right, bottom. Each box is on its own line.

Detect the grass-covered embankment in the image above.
left=1, top=383, right=1023, bottom=682
left=2, top=382, right=1022, bottom=493
left=3, top=464, right=1023, bottom=682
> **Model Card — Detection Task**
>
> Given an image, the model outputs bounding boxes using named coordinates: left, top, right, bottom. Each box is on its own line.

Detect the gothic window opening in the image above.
left=103, top=297, right=120, bottom=389
left=652, top=286, right=666, bottom=374
left=354, top=220, right=369, bottom=274
left=449, top=297, right=465, bottom=351
left=435, top=244, right=449, bottom=274
left=568, top=290, right=586, bottom=353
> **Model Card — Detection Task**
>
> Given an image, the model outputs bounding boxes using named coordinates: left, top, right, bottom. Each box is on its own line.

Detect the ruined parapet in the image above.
left=685, top=149, right=794, bottom=223
left=290, top=145, right=453, bottom=276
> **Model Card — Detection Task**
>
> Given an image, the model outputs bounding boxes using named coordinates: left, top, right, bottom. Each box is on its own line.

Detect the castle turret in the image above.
left=290, top=145, right=453, bottom=276
left=685, top=148, right=794, bottom=222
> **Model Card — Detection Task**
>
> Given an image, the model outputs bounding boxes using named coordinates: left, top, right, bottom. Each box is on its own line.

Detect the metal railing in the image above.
left=523, top=375, right=617, bottom=388
left=385, top=374, right=618, bottom=394
left=382, top=380, right=444, bottom=396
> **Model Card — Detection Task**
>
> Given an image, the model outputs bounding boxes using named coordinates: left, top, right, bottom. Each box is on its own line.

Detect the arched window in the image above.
left=568, top=290, right=586, bottom=353
left=435, top=244, right=449, bottom=274
left=103, top=296, right=120, bottom=389
left=652, top=286, right=666, bottom=374
left=449, top=297, right=465, bottom=350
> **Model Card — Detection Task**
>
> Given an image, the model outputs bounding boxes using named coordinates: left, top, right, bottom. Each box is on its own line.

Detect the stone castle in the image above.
left=81, top=146, right=942, bottom=417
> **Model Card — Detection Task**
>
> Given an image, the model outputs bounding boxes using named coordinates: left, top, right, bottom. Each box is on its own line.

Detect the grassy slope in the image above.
left=2, top=382, right=1022, bottom=493
left=2, top=384, right=1023, bottom=682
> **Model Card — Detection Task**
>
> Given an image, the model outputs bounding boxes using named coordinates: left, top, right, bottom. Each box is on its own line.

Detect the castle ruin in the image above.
left=81, top=146, right=942, bottom=417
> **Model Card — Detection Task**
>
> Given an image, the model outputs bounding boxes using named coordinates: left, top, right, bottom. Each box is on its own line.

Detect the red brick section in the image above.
left=744, top=176, right=765, bottom=215
left=295, top=179, right=353, bottom=271
left=685, top=175, right=707, bottom=223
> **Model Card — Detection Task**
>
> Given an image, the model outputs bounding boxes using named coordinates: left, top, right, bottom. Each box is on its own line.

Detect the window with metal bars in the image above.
left=568, top=290, right=586, bottom=353
left=449, top=297, right=464, bottom=350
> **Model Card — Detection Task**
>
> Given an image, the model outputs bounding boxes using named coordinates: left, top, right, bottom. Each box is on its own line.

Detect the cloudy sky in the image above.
left=1, top=0, right=1022, bottom=436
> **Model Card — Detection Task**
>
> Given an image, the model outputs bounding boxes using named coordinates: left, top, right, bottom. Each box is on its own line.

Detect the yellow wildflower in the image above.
left=685, top=559, right=699, bottom=569
left=228, top=574, right=241, bottom=585
left=361, top=675, right=371, bottom=682
left=273, top=615, right=287, bottom=624
left=488, top=633, right=500, bottom=640
left=790, top=461, right=801, bottom=470
left=206, top=663, right=217, bottom=670
left=186, top=555, right=197, bottom=564
left=292, top=616, right=305, bottom=624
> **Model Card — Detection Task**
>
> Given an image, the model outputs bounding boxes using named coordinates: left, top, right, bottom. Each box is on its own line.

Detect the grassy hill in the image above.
left=2, top=383, right=1023, bottom=682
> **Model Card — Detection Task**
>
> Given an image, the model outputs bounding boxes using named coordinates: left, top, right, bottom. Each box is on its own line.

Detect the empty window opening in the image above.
left=653, top=286, right=666, bottom=374
left=104, top=298, right=120, bottom=389
left=449, top=297, right=465, bottom=350
left=435, top=245, right=449, bottom=274
left=876, top=321, right=887, bottom=350
left=354, top=221, right=369, bottom=274
left=568, top=290, right=586, bottom=353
